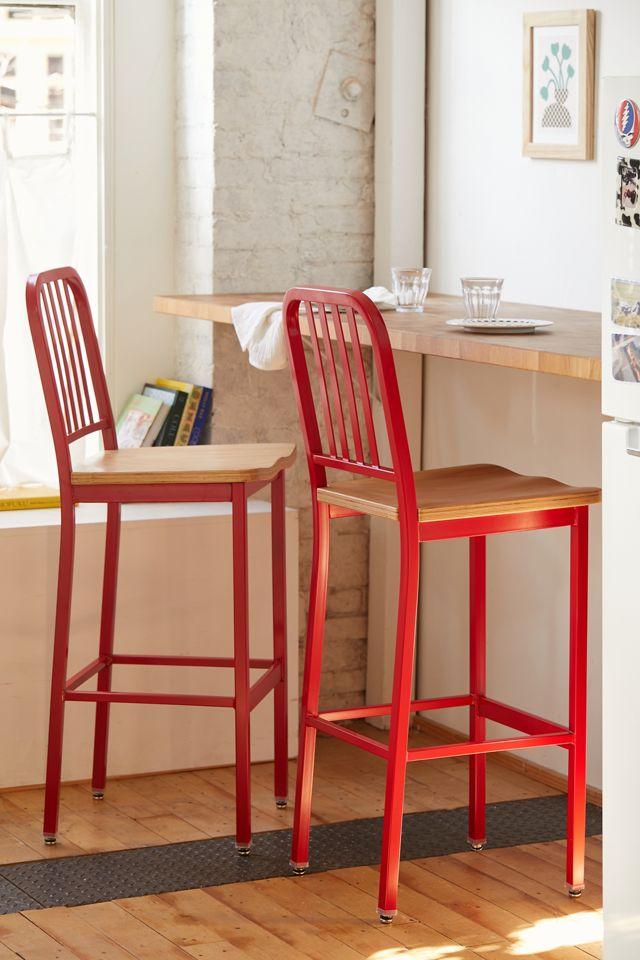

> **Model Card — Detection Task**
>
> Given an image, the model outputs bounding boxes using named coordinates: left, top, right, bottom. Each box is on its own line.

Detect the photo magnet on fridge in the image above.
left=612, top=333, right=640, bottom=382
left=616, top=157, right=640, bottom=228
left=612, top=278, right=640, bottom=327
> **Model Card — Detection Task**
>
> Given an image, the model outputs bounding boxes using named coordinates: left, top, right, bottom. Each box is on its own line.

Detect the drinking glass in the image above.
left=461, top=277, right=504, bottom=320
left=391, top=267, right=432, bottom=312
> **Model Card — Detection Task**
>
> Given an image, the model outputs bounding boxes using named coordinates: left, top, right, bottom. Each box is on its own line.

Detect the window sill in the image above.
left=0, top=499, right=292, bottom=531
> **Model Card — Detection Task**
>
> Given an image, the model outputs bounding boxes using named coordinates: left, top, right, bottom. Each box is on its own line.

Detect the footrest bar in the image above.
left=249, top=663, right=282, bottom=710
left=65, top=657, right=107, bottom=691
left=408, top=731, right=573, bottom=762
left=479, top=695, right=571, bottom=738
left=110, top=655, right=274, bottom=669
left=318, top=693, right=473, bottom=723
left=308, top=716, right=389, bottom=759
left=65, top=690, right=235, bottom=708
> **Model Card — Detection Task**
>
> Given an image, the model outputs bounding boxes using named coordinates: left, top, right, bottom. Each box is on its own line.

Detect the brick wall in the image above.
left=176, top=0, right=375, bottom=708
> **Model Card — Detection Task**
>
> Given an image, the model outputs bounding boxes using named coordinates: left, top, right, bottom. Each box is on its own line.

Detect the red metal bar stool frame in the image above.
left=26, top=267, right=290, bottom=852
left=283, top=286, right=590, bottom=922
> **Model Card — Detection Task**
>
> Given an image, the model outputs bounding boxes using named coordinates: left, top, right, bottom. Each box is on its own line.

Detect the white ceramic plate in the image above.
left=445, top=318, right=554, bottom=334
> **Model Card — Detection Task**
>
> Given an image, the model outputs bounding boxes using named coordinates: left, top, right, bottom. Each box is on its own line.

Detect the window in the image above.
left=47, top=53, right=62, bottom=75
left=0, top=4, right=76, bottom=152
left=0, top=2, right=102, bottom=486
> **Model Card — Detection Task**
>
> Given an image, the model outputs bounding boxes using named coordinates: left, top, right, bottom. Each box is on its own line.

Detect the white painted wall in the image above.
left=428, top=0, right=640, bottom=311
left=105, top=0, right=176, bottom=416
left=420, top=0, right=640, bottom=792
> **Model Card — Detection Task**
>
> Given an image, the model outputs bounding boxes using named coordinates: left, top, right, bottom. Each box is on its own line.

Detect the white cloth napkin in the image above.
left=231, top=301, right=287, bottom=371
left=362, top=286, right=398, bottom=310
left=231, top=287, right=398, bottom=371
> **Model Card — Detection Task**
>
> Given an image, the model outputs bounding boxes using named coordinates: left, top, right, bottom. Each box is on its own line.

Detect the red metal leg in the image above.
left=271, top=471, right=288, bottom=807
left=567, top=506, right=588, bottom=896
left=291, top=500, right=330, bottom=872
left=469, top=535, right=487, bottom=850
left=377, top=527, right=420, bottom=921
left=233, top=483, right=252, bottom=852
left=43, top=498, right=76, bottom=842
left=91, top=502, right=121, bottom=798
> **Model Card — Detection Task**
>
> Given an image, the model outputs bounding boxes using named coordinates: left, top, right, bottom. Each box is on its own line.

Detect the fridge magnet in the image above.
left=612, top=278, right=640, bottom=328
left=523, top=10, right=596, bottom=160
left=615, top=98, right=640, bottom=149
left=615, top=157, right=640, bottom=229
left=612, top=333, right=640, bottom=382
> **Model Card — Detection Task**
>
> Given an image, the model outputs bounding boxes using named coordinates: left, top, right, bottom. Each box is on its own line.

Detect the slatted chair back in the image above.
left=283, top=287, right=417, bottom=523
left=26, top=267, right=116, bottom=485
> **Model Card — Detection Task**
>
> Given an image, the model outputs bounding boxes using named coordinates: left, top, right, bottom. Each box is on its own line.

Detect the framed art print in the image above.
left=523, top=10, right=596, bottom=160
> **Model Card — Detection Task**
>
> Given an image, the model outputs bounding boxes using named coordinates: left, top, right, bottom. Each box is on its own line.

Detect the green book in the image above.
left=116, top=394, right=163, bottom=448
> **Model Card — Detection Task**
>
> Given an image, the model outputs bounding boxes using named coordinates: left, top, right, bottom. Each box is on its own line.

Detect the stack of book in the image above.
left=116, top=379, right=213, bottom=448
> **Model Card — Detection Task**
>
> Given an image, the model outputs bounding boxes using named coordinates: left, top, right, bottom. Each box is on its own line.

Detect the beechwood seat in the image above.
left=26, top=266, right=295, bottom=853
left=283, top=286, right=600, bottom=923
left=317, top=462, right=600, bottom=524
left=71, top=444, right=295, bottom=492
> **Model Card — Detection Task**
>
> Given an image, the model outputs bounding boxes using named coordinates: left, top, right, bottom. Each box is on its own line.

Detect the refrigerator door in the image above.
left=602, top=77, right=640, bottom=420
left=603, top=419, right=640, bottom=956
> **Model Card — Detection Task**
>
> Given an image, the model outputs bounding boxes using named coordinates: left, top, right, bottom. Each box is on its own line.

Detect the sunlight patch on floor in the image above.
left=364, top=909, right=604, bottom=960
left=509, top=909, right=603, bottom=955
left=365, top=947, right=463, bottom=960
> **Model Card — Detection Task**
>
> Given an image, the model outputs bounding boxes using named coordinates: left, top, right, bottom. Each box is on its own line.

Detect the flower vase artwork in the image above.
left=539, top=43, right=575, bottom=128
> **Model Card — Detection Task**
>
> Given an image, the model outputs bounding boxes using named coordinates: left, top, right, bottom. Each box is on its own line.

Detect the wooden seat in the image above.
left=317, top=463, right=601, bottom=523
left=71, top=443, right=296, bottom=486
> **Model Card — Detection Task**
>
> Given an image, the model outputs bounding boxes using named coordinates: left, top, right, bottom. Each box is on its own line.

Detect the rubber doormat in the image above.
left=0, top=795, right=601, bottom=914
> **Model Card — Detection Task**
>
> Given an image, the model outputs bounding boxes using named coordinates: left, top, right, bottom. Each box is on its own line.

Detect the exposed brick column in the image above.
left=177, top=0, right=375, bottom=707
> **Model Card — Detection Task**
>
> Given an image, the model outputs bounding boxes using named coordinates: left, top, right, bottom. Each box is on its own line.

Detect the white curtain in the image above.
left=0, top=120, right=96, bottom=486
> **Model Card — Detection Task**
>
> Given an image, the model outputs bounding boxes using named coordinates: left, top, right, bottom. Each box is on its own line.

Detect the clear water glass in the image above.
left=461, top=277, right=504, bottom=320
left=391, top=267, right=432, bottom=312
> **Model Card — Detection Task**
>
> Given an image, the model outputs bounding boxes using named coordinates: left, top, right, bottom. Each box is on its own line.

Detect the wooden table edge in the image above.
left=153, top=293, right=602, bottom=383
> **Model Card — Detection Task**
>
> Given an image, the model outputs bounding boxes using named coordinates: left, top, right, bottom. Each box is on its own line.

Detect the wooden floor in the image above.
left=0, top=724, right=602, bottom=958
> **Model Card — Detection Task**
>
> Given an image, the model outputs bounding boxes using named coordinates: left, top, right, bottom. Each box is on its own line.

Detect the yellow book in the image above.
left=156, top=378, right=196, bottom=446
left=0, top=486, right=60, bottom=511
left=175, top=384, right=202, bottom=446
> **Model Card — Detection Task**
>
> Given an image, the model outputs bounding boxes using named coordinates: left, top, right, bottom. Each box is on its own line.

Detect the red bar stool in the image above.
left=283, top=286, right=600, bottom=922
left=26, top=266, right=295, bottom=852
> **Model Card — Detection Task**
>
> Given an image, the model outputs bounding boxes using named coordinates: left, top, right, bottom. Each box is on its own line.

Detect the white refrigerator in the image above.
left=602, top=77, right=640, bottom=957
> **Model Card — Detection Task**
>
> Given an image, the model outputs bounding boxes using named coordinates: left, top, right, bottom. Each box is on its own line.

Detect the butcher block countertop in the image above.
left=153, top=292, right=602, bottom=382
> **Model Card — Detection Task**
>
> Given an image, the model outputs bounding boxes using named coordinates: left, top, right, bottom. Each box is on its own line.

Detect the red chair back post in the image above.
left=26, top=267, right=116, bottom=491
left=282, top=287, right=417, bottom=526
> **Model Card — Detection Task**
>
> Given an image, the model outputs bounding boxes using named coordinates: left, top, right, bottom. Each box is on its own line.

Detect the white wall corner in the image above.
left=374, top=0, right=427, bottom=284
